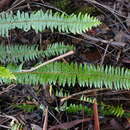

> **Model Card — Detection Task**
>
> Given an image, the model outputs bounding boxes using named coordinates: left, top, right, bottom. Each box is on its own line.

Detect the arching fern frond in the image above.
left=0, top=10, right=101, bottom=37
left=13, top=62, right=130, bottom=90
left=0, top=43, right=74, bottom=63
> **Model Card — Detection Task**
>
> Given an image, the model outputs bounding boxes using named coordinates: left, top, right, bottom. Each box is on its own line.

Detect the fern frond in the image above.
left=0, top=10, right=101, bottom=37
left=0, top=43, right=74, bottom=63
left=13, top=62, right=130, bottom=90
left=104, top=104, right=124, bottom=117
left=65, top=103, right=124, bottom=117
left=80, top=96, right=124, bottom=117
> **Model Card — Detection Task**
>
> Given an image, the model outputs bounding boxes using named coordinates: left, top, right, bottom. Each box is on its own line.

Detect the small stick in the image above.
left=43, top=107, right=48, bottom=130
left=61, top=88, right=109, bottom=103
left=82, top=34, right=126, bottom=47
left=100, top=43, right=110, bottom=65
left=22, top=50, right=75, bottom=72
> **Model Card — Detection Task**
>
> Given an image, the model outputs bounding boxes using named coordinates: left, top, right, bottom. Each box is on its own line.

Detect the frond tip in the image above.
left=0, top=10, right=101, bottom=37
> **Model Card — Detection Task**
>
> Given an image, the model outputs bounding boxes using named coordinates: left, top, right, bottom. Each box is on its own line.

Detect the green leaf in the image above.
left=0, top=66, right=16, bottom=80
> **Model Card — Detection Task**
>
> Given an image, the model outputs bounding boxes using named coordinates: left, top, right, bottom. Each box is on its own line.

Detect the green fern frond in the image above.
left=0, top=43, right=74, bottom=63
left=80, top=96, right=124, bottom=117
left=0, top=10, right=101, bottom=37
left=104, top=104, right=124, bottom=117
left=65, top=103, right=124, bottom=117
left=13, top=62, right=130, bottom=90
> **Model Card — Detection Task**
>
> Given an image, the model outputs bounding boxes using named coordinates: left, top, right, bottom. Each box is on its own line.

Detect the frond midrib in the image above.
left=0, top=19, right=96, bottom=25
left=14, top=69, right=130, bottom=81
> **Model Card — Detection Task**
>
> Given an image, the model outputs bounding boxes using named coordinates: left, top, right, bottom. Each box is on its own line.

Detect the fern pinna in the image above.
left=0, top=10, right=101, bottom=37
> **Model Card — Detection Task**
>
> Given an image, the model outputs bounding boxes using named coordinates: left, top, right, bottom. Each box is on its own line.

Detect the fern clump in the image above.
left=0, top=10, right=101, bottom=37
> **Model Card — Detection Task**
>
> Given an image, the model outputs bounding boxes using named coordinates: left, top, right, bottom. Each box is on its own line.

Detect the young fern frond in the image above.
left=12, top=62, right=130, bottom=90
left=0, top=43, right=74, bottom=63
left=0, top=10, right=101, bottom=37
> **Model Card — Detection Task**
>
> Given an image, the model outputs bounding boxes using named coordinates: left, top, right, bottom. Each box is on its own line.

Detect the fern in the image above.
left=65, top=103, right=124, bottom=117
left=55, top=95, right=124, bottom=117
left=12, top=62, right=130, bottom=90
left=0, top=10, right=101, bottom=37
left=80, top=96, right=124, bottom=117
left=0, top=43, right=74, bottom=63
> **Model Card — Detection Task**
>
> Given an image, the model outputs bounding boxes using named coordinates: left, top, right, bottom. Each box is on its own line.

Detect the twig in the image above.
left=61, top=88, right=109, bottom=103
left=43, top=107, right=48, bottom=130
left=0, top=124, right=10, bottom=129
left=0, top=84, right=16, bottom=95
left=82, top=34, right=126, bottom=48
left=100, top=43, right=110, bottom=65
left=84, top=0, right=129, bottom=33
left=0, top=114, right=18, bottom=122
left=22, top=50, right=75, bottom=72
left=93, top=91, right=100, bottom=130
left=93, top=98, right=100, bottom=130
